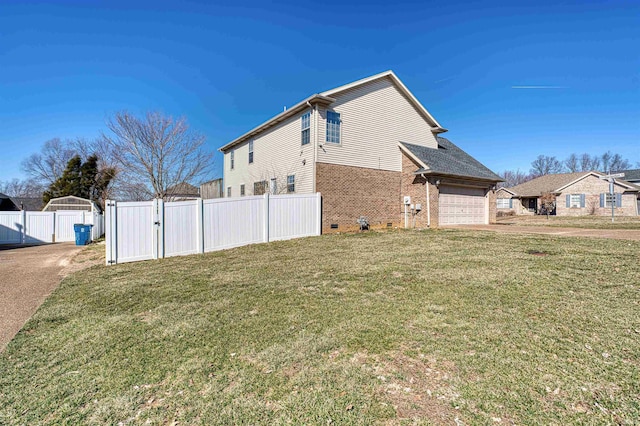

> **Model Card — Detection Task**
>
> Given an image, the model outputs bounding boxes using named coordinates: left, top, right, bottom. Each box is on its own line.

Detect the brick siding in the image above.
left=316, top=162, right=402, bottom=232
left=554, top=175, right=637, bottom=217
left=400, top=153, right=438, bottom=228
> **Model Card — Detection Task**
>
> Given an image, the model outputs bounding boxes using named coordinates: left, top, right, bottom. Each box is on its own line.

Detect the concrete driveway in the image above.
left=444, top=224, right=640, bottom=241
left=0, top=243, right=86, bottom=351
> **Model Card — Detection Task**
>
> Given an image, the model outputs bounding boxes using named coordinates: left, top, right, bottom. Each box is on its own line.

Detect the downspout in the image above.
left=306, top=101, right=317, bottom=192
left=421, top=173, right=430, bottom=228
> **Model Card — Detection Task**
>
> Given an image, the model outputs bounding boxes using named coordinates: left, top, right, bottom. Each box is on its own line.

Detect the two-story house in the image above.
left=220, top=71, right=502, bottom=232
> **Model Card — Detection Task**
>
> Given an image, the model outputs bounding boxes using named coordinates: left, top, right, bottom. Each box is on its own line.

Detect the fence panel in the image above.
left=24, top=212, right=55, bottom=243
left=0, top=212, right=23, bottom=244
left=164, top=200, right=201, bottom=257
left=203, top=196, right=265, bottom=252
left=55, top=211, right=84, bottom=242
left=115, top=201, right=157, bottom=263
left=105, top=193, right=321, bottom=264
left=269, top=193, right=321, bottom=241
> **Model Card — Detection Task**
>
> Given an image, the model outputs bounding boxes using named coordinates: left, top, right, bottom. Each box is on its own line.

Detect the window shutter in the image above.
left=566, top=194, right=570, bottom=207
left=509, top=199, right=513, bottom=208
left=580, top=194, right=586, bottom=208
left=600, top=193, right=605, bottom=208
left=616, top=193, right=622, bottom=207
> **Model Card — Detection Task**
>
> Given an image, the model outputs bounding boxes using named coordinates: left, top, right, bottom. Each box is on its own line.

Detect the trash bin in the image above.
left=73, top=224, right=93, bottom=246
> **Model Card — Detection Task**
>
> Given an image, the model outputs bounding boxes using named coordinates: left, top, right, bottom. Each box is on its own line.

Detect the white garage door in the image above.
left=439, top=186, right=487, bottom=225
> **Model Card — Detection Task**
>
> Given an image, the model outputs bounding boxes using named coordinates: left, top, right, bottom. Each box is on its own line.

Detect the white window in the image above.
left=301, top=112, right=310, bottom=145
left=326, top=111, right=341, bottom=144
left=570, top=194, right=581, bottom=208
left=497, top=198, right=511, bottom=209
left=227, top=187, right=231, bottom=197
left=287, top=175, right=295, bottom=193
left=240, top=184, right=245, bottom=196
left=270, top=178, right=277, bottom=194
left=248, top=140, right=254, bottom=164
left=230, top=150, right=234, bottom=170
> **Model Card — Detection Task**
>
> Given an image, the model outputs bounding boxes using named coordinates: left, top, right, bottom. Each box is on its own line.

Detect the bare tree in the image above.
left=102, top=111, right=214, bottom=200
left=21, top=138, right=76, bottom=186
left=247, top=162, right=306, bottom=195
left=608, top=153, right=631, bottom=173
left=579, top=153, right=600, bottom=172
left=530, top=155, right=564, bottom=177
left=0, top=178, right=44, bottom=198
left=601, top=151, right=612, bottom=173
left=499, top=169, right=532, bottom=188
left=539, top=192, right=556, bottom=219
left=564, top=153, right=579, bottom=173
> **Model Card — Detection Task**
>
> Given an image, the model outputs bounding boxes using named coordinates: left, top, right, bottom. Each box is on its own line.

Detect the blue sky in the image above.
left=1, top=0, right=638, bottom=182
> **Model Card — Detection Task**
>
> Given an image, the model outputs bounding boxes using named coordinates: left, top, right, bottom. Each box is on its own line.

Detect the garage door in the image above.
left=439, top=186, right=486, bottom=225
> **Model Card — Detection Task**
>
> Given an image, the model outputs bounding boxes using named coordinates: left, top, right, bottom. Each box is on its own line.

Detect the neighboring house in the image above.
left=614, top=169, right=640, bottom=186
left=0, top=193, right=20, bottom=211
left=219, top=70, right=502, bottom=232
left=165, top=183, right=200, bottom=201
left=500, top=171, right=640, bottom=216
left=11, top=197, right=43, bottom=211
left=200, top=178, right=224, bottom=199
left=495, top=187, right=517, bottom=215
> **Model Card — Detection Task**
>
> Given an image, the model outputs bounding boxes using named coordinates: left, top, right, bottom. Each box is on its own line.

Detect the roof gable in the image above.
left=220, top=71, right=446, bottom=152
left=321, top=71, right=445, bottom=131
left=508, top=171, right=640, bottom=197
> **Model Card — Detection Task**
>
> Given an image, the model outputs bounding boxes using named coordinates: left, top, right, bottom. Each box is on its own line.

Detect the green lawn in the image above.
left=497, top=214, right=640, bottom=229
left=1, top=230, right=639, bottom=425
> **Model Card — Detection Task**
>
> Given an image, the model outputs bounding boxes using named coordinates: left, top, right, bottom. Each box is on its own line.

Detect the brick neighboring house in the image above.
left=219, top=71, right=502, bottom=232
left=500, top=171, right=640, bottom=216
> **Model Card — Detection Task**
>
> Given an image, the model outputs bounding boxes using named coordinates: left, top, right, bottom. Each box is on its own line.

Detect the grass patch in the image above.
left=497, top=215, right=640, bottom=229
left=1, top=230, right=639, bottom=424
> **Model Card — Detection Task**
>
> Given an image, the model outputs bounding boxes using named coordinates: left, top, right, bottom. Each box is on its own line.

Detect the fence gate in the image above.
left=105, top=200, right=160, bottom=264
left=105, top=193, right=322, bottom=265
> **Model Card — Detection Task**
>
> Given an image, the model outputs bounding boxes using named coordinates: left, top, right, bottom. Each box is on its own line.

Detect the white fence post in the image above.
left=105, top=200, right=116, bottom=265
left=197, top=198, right=204, bottom=254
left=316, top=192, right=322, bottom=236
left=21, top=210, right=26, bottom=244
left=263, top=193, right=270, bottom=243
left=155, top=199, right=164, bottom=260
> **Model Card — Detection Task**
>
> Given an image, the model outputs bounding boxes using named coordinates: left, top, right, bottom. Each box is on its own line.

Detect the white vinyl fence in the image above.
left=105, top=193, right=322, bottom=265
left=0, top=210, right=104, bottom=245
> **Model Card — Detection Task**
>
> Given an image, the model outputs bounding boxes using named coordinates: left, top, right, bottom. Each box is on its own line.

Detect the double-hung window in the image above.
left=230, top=150, right=235, bottom=170
left=248, top=141, right=254, bottom=164
left=569, top=194, right=582, bottom=208
left=326, top=111, right=341, bottom=144
left=287, top=175, right=295, bottom=193
left=240, top=184, right=245, bottom=196
left=227, top=187, right=231, bottom=197
left=496, top=198, right=511, bottom=209
left=301, top=112, right=310, bottom=145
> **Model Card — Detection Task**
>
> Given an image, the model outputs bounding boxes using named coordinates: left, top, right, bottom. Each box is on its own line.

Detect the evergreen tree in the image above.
left=43, top=155, right=114, bottom=207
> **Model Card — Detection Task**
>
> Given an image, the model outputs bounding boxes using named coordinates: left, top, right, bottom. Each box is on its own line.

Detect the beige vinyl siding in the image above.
left=224, top=109, right=315, bottom=196
left=317, top=76, right=438, bottom=172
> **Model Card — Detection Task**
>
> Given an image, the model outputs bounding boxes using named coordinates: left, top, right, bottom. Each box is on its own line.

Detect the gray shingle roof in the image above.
left=508, top=171, right=640, bottom=197
left=615, top=169, right=640, bottom=181
left=400, top=137, right=502, bottom=182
